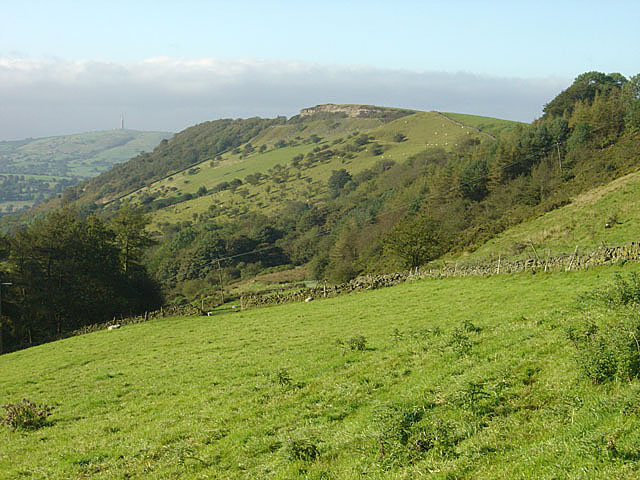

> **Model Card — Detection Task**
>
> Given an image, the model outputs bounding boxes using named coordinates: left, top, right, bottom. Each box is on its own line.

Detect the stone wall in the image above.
left=241, top=243, right=640, bottom=309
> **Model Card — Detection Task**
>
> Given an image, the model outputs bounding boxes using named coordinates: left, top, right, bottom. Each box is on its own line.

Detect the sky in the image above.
left=1, top=0, right=638, bottom=140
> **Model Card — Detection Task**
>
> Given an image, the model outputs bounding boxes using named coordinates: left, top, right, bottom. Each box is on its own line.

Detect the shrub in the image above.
left=347, top=334, right=367, bottom=351
left=568, top=314, right=640, bottom=383
left=286, top=437, right=319, bottom=461
left=1, top=399, right=53, bottom=430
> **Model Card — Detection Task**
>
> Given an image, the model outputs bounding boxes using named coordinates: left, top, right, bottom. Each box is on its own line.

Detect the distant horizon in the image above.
left=2, top=102, right=538, bottom=142
left=0, top=65, right=562, bottom=142
left=2, top=1, right=636, bottom=140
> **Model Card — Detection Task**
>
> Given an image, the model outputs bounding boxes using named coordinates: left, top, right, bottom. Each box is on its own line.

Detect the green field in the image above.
left=441, top=112, right=524, bottom=137
left=3, top=264, right=640, bottom=478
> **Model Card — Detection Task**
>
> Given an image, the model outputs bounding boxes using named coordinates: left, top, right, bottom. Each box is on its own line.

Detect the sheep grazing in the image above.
left=107, top=324, right=121, bottom=331
left=207, top=311, right=215, bottom=316
left=305, top=296, right=314, bottom=303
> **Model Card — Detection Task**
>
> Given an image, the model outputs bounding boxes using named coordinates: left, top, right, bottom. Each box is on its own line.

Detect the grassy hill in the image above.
left=2, top=264, right=640, bottom=478
left=440, top=112, right=524, bottom=138
left=118, top=109, right=498, bottom=230
left=0, top=129, right=171, bottom=215
left=462, top=166, right=640, bottom=263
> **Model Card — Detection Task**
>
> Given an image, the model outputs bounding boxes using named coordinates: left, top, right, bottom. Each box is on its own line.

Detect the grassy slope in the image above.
left=441, top=112, right=524, bottom=137
left=130, top=111, right=495, bottom=229
left=465, top=169, right=640, bottom=262
left=2, top=265, right=640, bottom=478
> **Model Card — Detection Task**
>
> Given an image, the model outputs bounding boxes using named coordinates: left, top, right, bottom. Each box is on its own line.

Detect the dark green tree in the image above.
left=110, top=203, right=155, bottom=276
left=459, top=158, right=489, bottom=201
left=384, top=216, right=444, bottom=268
left=328, top=169, right=352, bottom=197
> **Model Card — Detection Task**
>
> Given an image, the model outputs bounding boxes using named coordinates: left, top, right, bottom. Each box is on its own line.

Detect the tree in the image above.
left=385, top=216, right=444, bottom=268
left=459, top=158, right=489, bottom=201
left=543, top=71, right=627, bottom=118
left=328, top=169, right=352, bottom=197
left=110, top=203, right=155, bottom=275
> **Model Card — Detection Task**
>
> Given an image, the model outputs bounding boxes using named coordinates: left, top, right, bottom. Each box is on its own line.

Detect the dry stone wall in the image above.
left=242, top=243, right=640, bottom=309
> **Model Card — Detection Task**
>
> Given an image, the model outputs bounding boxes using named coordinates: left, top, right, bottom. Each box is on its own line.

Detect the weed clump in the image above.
left=568, top=315, right=640, bottom=383
left=286, top=436, right=319, bottom=461
left=336, top=334, right=368, bottom=352
left=570, top=273, right=640, bottom=383
left=1, top=399, right=53, bottom=430
left=347, top=335, right=367, bottom=351
left=375, top=402, right=459, bottom=466
left=581, top=273, right=640, bottom=308
left=275, top=368, right=292, bottom=386
left=448, top=328, right=472, bottom=357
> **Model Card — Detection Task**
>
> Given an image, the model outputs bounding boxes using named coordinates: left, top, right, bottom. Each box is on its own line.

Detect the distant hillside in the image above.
left=0, top=129, right=171, bottom=215
left=121, top=109, right=489, bottom=229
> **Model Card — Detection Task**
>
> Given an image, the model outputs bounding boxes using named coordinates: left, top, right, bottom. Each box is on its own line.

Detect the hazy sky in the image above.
left=1, top=0, right=638, bottom=140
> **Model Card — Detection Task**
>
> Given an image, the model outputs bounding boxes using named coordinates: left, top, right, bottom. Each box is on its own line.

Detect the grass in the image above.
left=3, top=264, right=640, bottom=478
left=441, top=112, right=524, bottom=137
left=466, top=169, right=640, bottom=262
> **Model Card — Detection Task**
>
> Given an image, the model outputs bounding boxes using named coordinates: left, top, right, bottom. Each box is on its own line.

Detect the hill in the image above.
left=120, top=109, right=489, bottom=228
left=458, top=136, right=640, bottom=263
left=0, top=129, right=172, bottom=215
left=2, top=265, right=640, bottom=478
left=2, top=70, right=638, bottom=336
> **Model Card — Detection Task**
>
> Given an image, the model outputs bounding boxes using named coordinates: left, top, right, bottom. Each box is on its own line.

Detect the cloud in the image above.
left=0, top=57, right=569, bottom=140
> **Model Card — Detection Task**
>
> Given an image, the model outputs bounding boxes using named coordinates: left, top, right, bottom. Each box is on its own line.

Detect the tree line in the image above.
left=0, top=204, right=161, bottom=353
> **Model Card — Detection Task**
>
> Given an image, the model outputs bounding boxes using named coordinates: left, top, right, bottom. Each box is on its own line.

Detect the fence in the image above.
left=241, top=242, right=640, bottom=308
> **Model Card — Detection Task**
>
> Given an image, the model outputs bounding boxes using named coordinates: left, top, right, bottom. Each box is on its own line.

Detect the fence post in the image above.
left=567, top=245, right=579, bottom=271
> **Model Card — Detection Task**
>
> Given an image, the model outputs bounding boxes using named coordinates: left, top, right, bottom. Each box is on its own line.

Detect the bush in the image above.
left=286, top=437, right=319, bottom=461
left=568, top=314, right=640, bottom=383
left=1, top=399, right=53, bottom=430
left=570, top=273, right=640, bottom=383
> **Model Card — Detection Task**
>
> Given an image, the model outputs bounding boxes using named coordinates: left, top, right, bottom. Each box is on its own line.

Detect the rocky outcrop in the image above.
left=299, top=104, right=410, bottom=119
